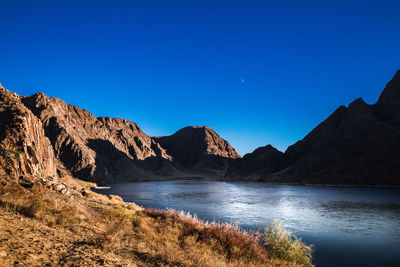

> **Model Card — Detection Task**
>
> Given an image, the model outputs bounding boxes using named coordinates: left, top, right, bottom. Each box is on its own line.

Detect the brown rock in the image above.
left=0, top=85, right=57, bottom=183
left=0, top=250, right=7, bottom=258
left=18, top=91, right=241, bottom=182
left=21, top=93, right=176, bottom=184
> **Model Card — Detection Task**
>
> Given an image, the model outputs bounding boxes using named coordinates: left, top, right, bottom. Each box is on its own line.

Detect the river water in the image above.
left=95, top=180, right=400, bottom=266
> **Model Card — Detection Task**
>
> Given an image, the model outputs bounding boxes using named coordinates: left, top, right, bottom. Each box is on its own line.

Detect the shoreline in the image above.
left=94, top=177, right=400, bottom=189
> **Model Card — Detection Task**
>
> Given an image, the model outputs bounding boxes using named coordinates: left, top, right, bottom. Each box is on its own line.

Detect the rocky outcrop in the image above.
left=97, top=117, right=172, bottom=161
left=9, top=90, right=243, bottom=183
left=0, top=84, right=57, bottom=184
left=225, top=70, right=400, bottom=185
left=21, top=93, right=179, bottom=184
left=154, top=126, right=240, bottom=175
left=20, top=92, right=243, bottom=183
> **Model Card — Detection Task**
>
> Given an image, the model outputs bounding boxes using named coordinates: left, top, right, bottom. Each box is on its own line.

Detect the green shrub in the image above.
left=264, top=220, right=313, bottom=267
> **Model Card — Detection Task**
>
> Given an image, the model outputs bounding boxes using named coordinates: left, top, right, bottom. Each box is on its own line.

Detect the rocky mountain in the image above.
left=225, top=145, right=285, bottom=181
left=19, top=93, right=239, bottom=184
left=225, top=70, right=400, bottom=185
left=0, top=84, right=57, bottom=184
left=21, top=93, right=187, bottom=184
left=154, top=126, right=240, bottom=175
left=2, top=70, right=398, bottom=186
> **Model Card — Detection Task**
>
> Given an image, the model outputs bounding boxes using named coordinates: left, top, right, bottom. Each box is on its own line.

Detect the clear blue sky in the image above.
left=0, top=0, right=399, bottom=155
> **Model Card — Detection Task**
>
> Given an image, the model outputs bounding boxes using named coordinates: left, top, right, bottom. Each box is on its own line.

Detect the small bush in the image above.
left=264, top=220, right=313, bottom=267
left=144, top=209, right=269, bottom=265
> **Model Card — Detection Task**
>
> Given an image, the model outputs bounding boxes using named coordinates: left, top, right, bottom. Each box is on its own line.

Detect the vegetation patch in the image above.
left=264, top=220, right=313, bottom=267
left=0, top=182, right=312, bottom=266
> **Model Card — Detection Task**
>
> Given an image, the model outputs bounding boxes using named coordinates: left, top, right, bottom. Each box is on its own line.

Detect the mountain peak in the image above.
left=374, top=69, right=400, bottom=127
left=32, top=92, right=48, bottom=99
left=179, top=125, right=211, bottom=131
left=225, top=70, right=400, bottom=185
left=154, top=125, right=240, bottom=172
left=393, top=69, right=400, bottom=81
left=377, top=69, right=400, bottom=105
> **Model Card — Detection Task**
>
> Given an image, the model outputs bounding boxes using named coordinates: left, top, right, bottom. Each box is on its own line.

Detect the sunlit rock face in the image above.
left=21, top=93, right=241, bottom=183
left=22, top=92, right=177, bottom=184
left=0, top=85, right=57, bottom=182
left=154, top=126, right=241, bottom=176
left=225, top=70, right=400, bottom=185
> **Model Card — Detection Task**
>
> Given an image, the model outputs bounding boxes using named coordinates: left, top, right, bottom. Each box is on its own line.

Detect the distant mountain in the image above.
left=225, top=70, right=400, bottom=185
left=154, top=126, right=240, bottom=176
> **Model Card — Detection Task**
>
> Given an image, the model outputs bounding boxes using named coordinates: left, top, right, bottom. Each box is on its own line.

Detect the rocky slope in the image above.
left=20, top=93, right=240, bottom=183
left=154, top=126, right=240, bottom=175
left=0, top=85, right=57, bottom=184
left=0, top=179, right=299, bottom=267
left=0, top=88, right=303, bottom=267
left=225, top=70, right=400, bottom=185
left=225, top=145, right=285, bottom=181
left=21, top=93, right=186, bottom=184
left=3, top=69, right=397, bottom=186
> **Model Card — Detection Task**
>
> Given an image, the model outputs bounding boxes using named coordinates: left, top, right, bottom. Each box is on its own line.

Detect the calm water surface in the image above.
left=96, top=180, right=400, bottom=267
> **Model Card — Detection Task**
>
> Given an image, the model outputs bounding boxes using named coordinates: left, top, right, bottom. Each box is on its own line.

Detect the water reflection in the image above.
left=95, top=181, right=400, bottom=267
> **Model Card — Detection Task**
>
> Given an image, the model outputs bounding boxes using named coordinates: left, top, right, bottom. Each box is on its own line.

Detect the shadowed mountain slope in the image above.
left=20, top=93, right=240, bottom=183
left=21, top=93, right=185, bottom=184
left=154, top=126, right=240, bottom=175
left=3, top=70, right=398, bottom=185
left=225, top=70, right=400, bottom=185
left=225, top=145, right=285, bottom=181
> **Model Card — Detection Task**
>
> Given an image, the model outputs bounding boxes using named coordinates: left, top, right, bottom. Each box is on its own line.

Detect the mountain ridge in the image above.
left=19, top=92, right=239, bottom=184
left=0, top=70, right=399, bottom=186
left=225, top=70, right=400, bottom=185
left=154, top=126, right=240, bottom=176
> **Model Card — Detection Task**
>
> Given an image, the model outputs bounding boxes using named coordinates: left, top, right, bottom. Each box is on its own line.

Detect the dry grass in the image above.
left=264, top=221, right=313, bottom=267
left=0, top=183, right=309, bottom=266
left=142, top=209, right=269, bottom=266
left=0, top=183, right=82, bottom=228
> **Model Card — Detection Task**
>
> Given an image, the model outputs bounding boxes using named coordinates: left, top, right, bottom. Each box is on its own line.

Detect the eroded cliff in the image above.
left=21, top=93, right=181, bottom=184
left=0, top=85, right=57, bottom=183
